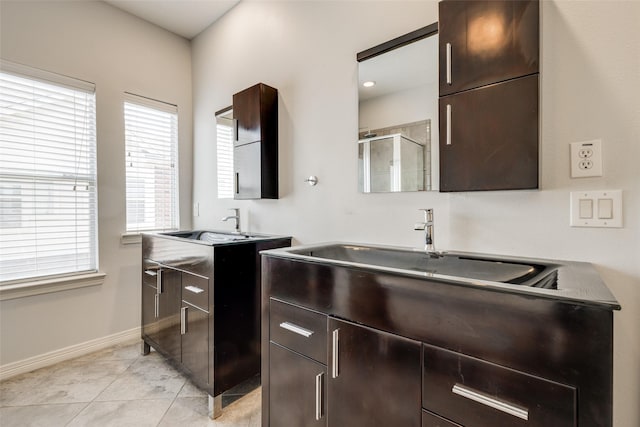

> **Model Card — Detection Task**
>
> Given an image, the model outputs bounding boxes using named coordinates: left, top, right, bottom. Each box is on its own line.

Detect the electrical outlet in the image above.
left=570, top=140, right=602, bottom=178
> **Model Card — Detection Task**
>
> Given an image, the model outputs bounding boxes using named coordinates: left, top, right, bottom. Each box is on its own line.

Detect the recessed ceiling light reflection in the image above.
left=363, top=81, right=376, bottom=88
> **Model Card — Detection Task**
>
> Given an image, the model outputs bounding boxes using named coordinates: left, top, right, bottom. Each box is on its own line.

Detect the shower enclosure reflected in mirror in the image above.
left=357, top=23, right=439, bottom=193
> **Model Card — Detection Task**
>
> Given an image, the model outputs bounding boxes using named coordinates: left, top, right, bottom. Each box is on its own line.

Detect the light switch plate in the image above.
left=570, top=190, right=622, bottom=227
left=570, top=140, right=603, bottom=178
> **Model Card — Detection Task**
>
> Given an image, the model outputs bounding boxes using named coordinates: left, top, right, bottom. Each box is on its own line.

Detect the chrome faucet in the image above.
left=414, top=208, right=438, bottom=256
left=221, top=208, right=241, bottom=233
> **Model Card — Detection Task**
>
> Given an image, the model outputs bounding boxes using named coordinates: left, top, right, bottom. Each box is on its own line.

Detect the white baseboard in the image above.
left=0, top=327, right=141, bottom=381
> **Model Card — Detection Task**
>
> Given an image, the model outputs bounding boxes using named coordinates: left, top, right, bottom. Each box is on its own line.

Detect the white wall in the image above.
left=0, top=1, right=192, bottom=364
left=192, top=1, right=639, bottom=426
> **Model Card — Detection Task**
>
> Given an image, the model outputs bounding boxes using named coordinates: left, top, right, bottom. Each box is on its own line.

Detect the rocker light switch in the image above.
left=579, top=199, right=593, bottom=219
left=570, top=190, right=622, bottom=228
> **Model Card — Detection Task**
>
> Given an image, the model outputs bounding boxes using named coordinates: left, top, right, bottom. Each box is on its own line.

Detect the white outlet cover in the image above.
left=570, top=190, right=623, bottom=228
left=570, top=140, right=603, bottom=178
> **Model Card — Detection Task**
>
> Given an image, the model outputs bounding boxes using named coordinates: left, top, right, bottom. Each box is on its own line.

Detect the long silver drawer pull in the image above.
left=315, top=372, right=323, bottom=420
left=446, top=104, right=452, bottom=145
left=446, top=42, right=452, bottom=84
left=144, top=270, right=157, bottom=277
left=180, top=307, right=187, bottom=335
left=331, top=329, right=339, bottom=378
left=154, top=294, right=159, bottom=318
left=452, top=384, right=529, bottom=421
left=279, top=322, right=314, bottom=338
left=185, top=285, right=204, bottom=294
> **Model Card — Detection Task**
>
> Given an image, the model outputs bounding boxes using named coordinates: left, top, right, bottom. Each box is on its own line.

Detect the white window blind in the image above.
left=124, top=93, right=179, bottom=233
left=0, top=61, right=98, bottom=283
left=216, top=110, right=234, bottom=199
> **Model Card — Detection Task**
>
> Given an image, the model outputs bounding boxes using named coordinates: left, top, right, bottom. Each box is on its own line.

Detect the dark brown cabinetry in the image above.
left=423, top=344, right=576, bottom=426
left=232, top=83, right=278, bottom=199
left=261, top=253, right=616, bottom=427
left=268, top=299, right=327, bottom=426
left=438, top=0, right=539, bottom=192
left=141, top=266, right=181, bottom=362
left=142, top=233, right=291, bottom=418
left=328, top=318, right=422, bottom=427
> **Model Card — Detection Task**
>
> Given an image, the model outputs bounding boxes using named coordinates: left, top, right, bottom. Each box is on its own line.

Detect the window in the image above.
left=124, top=93, right=179, bottom=232
left=216, top=108, right=234, bottom=199
left=0, top=61, right=98, bottom=283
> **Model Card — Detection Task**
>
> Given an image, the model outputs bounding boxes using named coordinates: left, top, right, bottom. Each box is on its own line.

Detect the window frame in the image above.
left=123, top=92, right=180, bottom=236
left=0, top=60, right=104, bottom=298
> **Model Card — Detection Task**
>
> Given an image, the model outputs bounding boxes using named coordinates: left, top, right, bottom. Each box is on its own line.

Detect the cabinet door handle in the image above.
left=156, top=269, right=163, bottom=294
left=446, top=42, right=452, bottom=85
left=279, top=322, right=314, bottom=338
left=180, top=307, right=187, bottom=335
left=446, top=104, right=452, bottom=146
left=185, top=285, right=204, bottom=294
left=144, top=269, right=157, bottom=277
left=154, top=294, right=159, bottom=318
left=235, top=172, right=239, bottom=194
left=315, top=372, right=324, bottom=421
left=452, top=384, right=529, bottom=421
left=233, top=118, right=238, bottom=142
left=331, top=329, right=339, bottom=378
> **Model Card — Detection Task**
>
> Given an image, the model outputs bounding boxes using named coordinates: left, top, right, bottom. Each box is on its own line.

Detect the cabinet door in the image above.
left=156, top=269, right=182, bottom=362
left=269, top=342, right=326, bottom=427
left=439, top=0, right=539, bottom=96
left=181, top=303, right=209, bottom=383
left=233, top=84, right=262, bottom=146
left=327, top=318, right=421, bottom=427
left=141, top=283, right=158, bottom=340
left=234, top=141, right=261, bottom=199
left=439, top=74, right=538, bottom=192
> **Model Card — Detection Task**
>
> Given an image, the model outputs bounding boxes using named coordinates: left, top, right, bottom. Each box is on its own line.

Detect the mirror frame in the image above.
left=356, top=22, right=438, bottom=63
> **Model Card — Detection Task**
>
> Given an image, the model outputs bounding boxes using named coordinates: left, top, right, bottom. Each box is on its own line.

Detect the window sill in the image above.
left=121, top=233, right=142, bottom=245
left=0, top=272, right=106, bottom=301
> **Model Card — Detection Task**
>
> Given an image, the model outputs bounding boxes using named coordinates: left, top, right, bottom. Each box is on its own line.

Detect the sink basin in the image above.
left=159, top=230, right=255, bottom=243
left=287, top=244, right=558, bottom=288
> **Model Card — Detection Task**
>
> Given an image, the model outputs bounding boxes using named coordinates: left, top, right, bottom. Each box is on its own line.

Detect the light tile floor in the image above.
left=0, top=341, right=261, bottom=426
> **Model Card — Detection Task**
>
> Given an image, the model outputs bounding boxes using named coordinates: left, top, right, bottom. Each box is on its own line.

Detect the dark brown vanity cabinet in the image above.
left=262, top=253, right=616, bottom=427
left=438, top=0, right=540, bottom=192
left=232, top=83, right=278, bottom=199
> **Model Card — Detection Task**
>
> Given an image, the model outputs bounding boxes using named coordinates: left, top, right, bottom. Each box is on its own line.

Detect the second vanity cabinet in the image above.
left=261, top=251, right=617, bottom=427
left=142, top=232, right=291, bottom=418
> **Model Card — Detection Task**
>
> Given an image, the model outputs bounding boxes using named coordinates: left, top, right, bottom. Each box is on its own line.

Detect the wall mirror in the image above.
left=215, top=106, right=234, bottom=199
left=357, top=23, right=439, bottom=193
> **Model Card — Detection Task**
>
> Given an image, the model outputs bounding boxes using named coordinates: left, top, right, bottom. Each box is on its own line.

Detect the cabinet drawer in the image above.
left=423, top=344, right=576, bottom=427
left=181, top=273, right=209, bottom=312
left=142, top=261, right=159, bottom=288
left=422, top=410, right=462, bottom=427
left=270, top=298, right=326, bottom=364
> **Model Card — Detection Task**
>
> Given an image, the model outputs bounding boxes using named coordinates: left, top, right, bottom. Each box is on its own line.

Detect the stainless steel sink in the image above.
left=287, top=244, right=559, bottom=288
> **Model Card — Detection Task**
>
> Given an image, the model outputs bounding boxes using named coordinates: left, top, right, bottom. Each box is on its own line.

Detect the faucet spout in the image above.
left=221, top=208, right=241, bottom=233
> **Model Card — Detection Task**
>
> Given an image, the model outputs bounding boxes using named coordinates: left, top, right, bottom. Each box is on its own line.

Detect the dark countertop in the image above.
left=261, top=242, right=621, bottom=311
left=144, top=230, right=292, bottom=246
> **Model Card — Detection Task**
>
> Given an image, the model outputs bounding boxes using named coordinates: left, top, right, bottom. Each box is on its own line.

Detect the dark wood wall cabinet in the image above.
left=232, top=83, right=278, bottom=199
left=141, top=232, right=291, bottom=418
left=261, top=252, right=618, bottom=427
left=438, top=0, right=540, bottom=192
